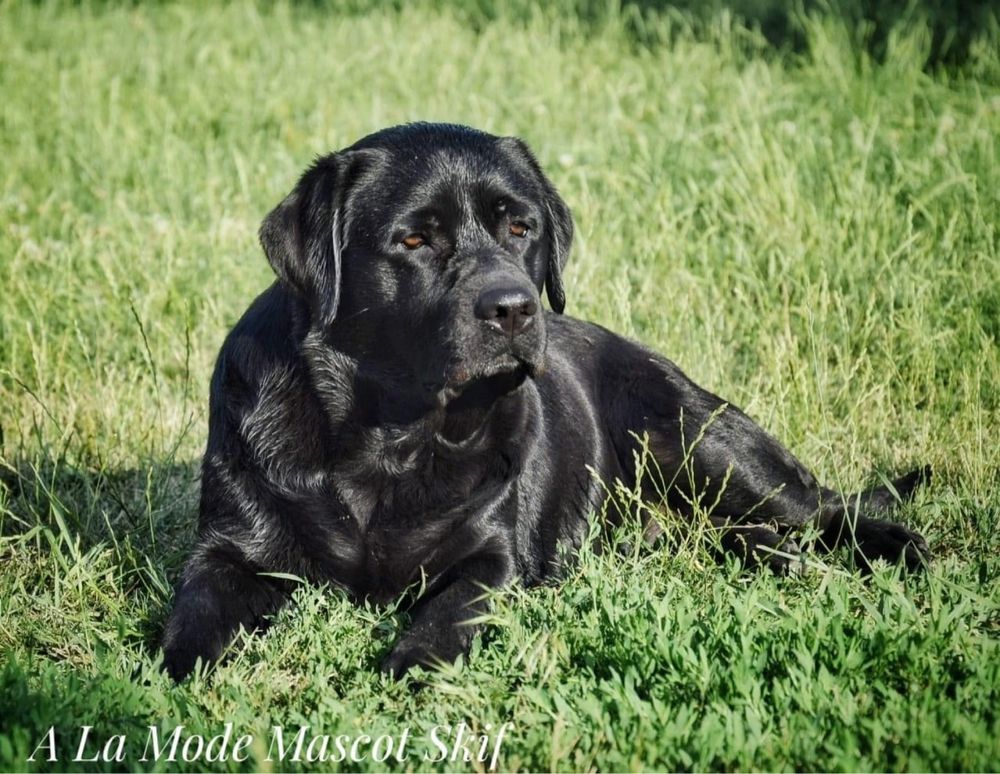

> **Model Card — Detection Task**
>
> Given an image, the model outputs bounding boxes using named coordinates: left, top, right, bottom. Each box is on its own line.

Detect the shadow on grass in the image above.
left=0, top=453, right=198, bottom=553
left=622, top=0, right=997, bottom=65
left=0, top=659, right=155, bottom=774
left=331, top=0, right=998, bottom=68
left=0, top=453, right=200, bottom=655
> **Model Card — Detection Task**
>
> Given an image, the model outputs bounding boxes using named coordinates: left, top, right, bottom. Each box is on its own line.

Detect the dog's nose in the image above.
left=474, top=285, right=538, bottom=336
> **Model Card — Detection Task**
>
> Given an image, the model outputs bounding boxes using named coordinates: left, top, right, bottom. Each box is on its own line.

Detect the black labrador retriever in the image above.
left=162, top=123, right=929, bottom=680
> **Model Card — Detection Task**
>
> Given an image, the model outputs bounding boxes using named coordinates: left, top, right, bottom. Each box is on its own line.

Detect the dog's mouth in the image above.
left=431, top=353, right=539, bottom=408
left=443, top=366, right=529, bottom=412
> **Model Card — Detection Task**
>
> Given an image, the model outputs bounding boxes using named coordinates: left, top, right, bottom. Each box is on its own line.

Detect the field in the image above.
left=1, top=1, right=999, bottom=771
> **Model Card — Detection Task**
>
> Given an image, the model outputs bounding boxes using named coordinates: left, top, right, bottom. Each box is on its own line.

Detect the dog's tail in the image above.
left=819, top=465, right=931, bottom=570
left=842, top=465, right=931, bottom=514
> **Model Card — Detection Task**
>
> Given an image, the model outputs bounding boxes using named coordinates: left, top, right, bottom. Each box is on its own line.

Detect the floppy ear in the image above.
left=541, top=190, right=574, bottom=314
left=498, top=137, right=574, bottom=314
left=259, top=154, right=359, bottom=327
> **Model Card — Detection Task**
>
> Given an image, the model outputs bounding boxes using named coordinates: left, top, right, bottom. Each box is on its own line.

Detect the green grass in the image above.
left=2, top=1, right=999, bottom=771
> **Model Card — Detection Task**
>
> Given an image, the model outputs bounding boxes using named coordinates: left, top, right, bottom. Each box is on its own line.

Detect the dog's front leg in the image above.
left=381, top=554, right=511, bottom=679
left=161, top=544, right=289, bottom=681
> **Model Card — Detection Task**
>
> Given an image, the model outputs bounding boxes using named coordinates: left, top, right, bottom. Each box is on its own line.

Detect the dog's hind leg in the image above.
left=816, top=467, right=931, bottom=572
left=608, top=350, right=930, bottom=571
left=707, top=516, right=805, bottom=575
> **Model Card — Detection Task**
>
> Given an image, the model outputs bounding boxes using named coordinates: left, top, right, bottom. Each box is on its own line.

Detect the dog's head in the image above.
left=259, top=123, right=573, bottom=404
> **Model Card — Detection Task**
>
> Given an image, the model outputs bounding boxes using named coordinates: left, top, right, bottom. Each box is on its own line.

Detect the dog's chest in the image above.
left=315, top=444, right=508, bottom=601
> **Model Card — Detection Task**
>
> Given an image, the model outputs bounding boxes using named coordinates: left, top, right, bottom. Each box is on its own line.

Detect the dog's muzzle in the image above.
left=431, top=274, right=546, bottom=403
left=473, top=283, right=538, bottom=337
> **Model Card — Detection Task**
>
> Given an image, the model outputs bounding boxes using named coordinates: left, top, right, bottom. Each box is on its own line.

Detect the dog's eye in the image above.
left=509, top=222, right=529, bottom=238
left=401, top=234, right=425, bottom=249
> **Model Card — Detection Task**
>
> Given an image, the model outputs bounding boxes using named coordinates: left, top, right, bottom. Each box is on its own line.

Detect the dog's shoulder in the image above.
left=540, top=312, right=695, bottom=431
left=211, top=284, right=305, bottom=389
left=206, top=283, right=317, bottom=436
left=206, top=284, right=335, bottom=471
left=544, top=313, right=650, bottom=379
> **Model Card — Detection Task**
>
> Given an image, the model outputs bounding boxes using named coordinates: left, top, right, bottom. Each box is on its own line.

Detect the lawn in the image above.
left=1, top=1, right=999, bottom=771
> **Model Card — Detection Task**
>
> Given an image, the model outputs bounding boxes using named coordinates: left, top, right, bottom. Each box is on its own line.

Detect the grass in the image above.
left=1, top=1, right=999, bottom=770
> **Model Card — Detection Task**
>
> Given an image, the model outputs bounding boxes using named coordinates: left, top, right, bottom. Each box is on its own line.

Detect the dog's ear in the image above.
left=498, top=136, right=574, bottom=314
left=259, top=152, right=369, bottom=327
left=541, top=192, right=574, bottom=314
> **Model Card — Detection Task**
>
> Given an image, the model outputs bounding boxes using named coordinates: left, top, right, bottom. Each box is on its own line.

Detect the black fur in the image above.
left=161, top=123, right=929, bottom=681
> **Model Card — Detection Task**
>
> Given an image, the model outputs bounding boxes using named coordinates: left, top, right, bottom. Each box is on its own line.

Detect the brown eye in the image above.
left=402, top=234, right=425, bottom=249
left=509, top=222, right=528, bottom=238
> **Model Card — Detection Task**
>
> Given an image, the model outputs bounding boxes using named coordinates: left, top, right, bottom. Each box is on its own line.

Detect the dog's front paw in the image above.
left=160, top=604, right=227, bottom=682
left=381, top=625, right=470, bottom=679
left=380, top=639, right=432, bottom=679
left=161, top=644, right=203, bottom=682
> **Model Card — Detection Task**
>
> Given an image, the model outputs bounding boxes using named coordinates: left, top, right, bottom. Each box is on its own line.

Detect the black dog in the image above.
left=162, top=123, right=929, bottom=680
